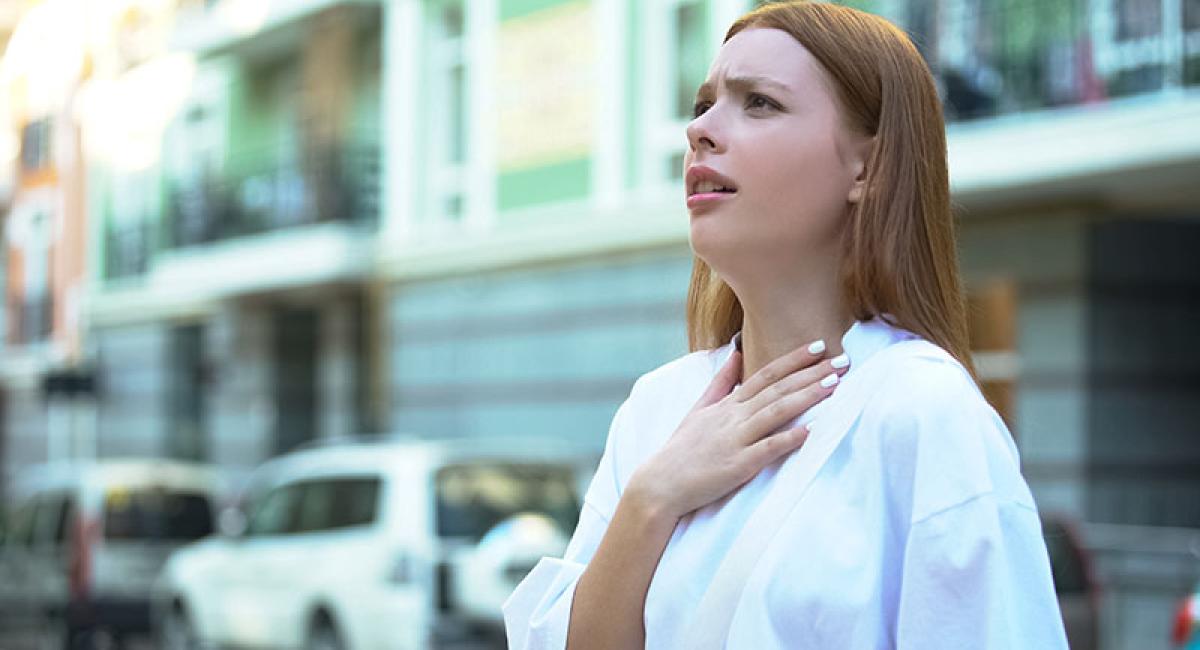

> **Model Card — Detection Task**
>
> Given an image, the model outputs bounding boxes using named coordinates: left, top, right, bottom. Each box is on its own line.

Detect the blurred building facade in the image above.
left=0, top=0, right=1197, bottom=648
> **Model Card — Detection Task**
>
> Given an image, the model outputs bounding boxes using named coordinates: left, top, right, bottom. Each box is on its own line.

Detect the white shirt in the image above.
left=503, top=317, right=1068, bottom=649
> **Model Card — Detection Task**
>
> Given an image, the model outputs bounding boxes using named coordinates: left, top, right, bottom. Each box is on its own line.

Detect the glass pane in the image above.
left=292, top=477, right=380, bottom=532
left=444, top=192, right=464, bottom=219
left=1116, top=0, right=1163, bottom=40
left=328, top=478, right=381, bottom=529
left=1042, top=518, right=1089, bottom=594
left=8, top=501, right=38, bottom=548
left=440, top=2, right=464, bottom=39
left=104, top=489, right=214, bottom=541
left=246, top=485, right=301, bottom=537
left=53, top=498, right=73, bottom=545
left=668, top=152, right=686, bottom=180
left=674, top=1, right=707, bottom=121
left=435, top=463, right=579, bottom=541
left=296, top=481, right=336, bottom=533
left=449, top=63, right=466, bottom=165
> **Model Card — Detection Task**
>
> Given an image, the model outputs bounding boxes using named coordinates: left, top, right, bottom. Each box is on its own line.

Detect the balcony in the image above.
left=927, top=0, right=1200, bottom=210
left=171, top=0, right=380, bottom=59
left=920, top=0, right=1199, bottom=122
left=165, top=143, right=379, bottom=249
left=104, top=220, right=153, bottom=280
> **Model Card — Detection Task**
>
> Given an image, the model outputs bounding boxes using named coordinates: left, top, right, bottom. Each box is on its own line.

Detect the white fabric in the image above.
left=503, top=317, right=1069, bottom=649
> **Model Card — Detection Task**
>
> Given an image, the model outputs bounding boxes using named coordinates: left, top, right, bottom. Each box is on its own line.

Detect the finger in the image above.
left=733, top=339, right=828, bottom=402
left=740, top=354, right=849, bottom=417
left=743, top=425, right=811, bottom=470
left=739, top=375, right=838, bottom=443
left=692, top=350, right=742, bottom=411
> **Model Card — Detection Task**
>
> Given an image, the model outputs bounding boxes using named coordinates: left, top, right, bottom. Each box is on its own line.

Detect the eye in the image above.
left=745, top=93, right=778, bottom=111
left=692, top=100, right=713, bottom=119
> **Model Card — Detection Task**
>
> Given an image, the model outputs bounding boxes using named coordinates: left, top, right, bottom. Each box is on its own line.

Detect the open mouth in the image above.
left=690, top=181, right=738, bottom=196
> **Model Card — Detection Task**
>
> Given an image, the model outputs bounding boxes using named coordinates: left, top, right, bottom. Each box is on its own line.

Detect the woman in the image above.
left=504, top=2, right=1067, bottom=648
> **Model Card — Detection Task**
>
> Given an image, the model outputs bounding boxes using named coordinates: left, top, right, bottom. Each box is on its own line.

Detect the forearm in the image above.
left=566, top=482, right=679, bottom=650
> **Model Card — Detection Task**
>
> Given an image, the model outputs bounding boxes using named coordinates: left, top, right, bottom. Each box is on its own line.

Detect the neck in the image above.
left=734, top=274, right=855, bottom=380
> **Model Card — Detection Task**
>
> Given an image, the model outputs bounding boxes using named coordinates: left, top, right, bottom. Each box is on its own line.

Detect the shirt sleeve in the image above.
left=895, top=493, right=1070, bottom=649
left=502, top=397, right=631, bottom=650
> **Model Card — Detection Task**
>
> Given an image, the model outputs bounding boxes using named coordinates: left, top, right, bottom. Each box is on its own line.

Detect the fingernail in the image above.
left=808, top=339, right=826, bottom=354
left=831, top=354, right=850, bottom=369
left=820, top=372, right=839, bottom=388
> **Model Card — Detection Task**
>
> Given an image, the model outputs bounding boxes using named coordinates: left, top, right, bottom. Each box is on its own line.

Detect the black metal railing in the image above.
left=104, top=220, right=154, bottom=280
left=166, top=143, right=380, bottom=248
left=897, top=0, right=1200, bottom=122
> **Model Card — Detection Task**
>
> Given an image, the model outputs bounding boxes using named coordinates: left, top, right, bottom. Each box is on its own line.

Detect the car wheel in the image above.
left=159, top=606, right=200, bottom=650
left=305, top=617, right=345, bottom=650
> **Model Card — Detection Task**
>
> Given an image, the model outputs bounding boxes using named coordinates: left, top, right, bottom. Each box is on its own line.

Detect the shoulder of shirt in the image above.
left=627, top=346, right=722, bottom=400
left=862, top=338, right=1034, bottom=518
left=866, top=339, right=983, bottom=412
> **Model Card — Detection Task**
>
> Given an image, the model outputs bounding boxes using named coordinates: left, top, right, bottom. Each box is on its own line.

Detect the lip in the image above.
left=685, top=165, right=738, bottom=197
left=685, top=165, right=738, bottom=211
left=687, top=191, right=736, bottom=210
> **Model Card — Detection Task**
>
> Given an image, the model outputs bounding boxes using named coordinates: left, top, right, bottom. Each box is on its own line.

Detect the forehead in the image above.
left=704, top=27, right=822, bottom=91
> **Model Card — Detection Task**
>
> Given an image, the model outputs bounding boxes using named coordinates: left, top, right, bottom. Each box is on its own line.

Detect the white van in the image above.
left=152, top=435, right=591, bottom=650
left=0, top=459, right=225, bottom=649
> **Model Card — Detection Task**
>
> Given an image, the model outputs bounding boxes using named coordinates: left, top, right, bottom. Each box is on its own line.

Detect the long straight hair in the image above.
left=685, top=1, right=975, bottom=378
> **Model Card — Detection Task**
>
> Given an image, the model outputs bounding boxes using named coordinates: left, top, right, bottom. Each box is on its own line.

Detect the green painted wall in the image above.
left=500, top=0, right=572, bottom=21
left=498, top=158, right=591, bottom=213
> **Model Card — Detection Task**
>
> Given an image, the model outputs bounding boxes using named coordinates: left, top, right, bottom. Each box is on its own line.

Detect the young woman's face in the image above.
left=684, top=27, right=871, bottom=277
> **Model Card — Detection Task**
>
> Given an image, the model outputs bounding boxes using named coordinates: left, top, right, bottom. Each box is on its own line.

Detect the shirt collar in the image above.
left=717, top=314, right=916, bottom=377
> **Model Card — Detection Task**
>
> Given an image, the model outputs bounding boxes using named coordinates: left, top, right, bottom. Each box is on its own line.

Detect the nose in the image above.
left=686, top=111, right=723, bottom=155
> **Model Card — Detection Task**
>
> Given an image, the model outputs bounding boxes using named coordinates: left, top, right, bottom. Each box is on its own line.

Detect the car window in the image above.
left=41, top=494, right=73, bottom=547
left=435, top=463, right=579, bottom=541
left=6, top=500, right=37, bottom=548
left=30, top=495, right=71, bottom=548
left=103, top=488, right=214, bottom=541
left=1042, top=518, right=1088, bottom=595
left=246, top=483, right=303, bottom=537
left=295, top=477, right=381, bottom=533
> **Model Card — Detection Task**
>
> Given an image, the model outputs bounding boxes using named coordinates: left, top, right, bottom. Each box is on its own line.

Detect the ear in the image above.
left=846, top=136, right=875, bottom=205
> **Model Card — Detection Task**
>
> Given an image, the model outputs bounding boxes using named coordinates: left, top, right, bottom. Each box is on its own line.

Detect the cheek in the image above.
left=744, top=132, right=850, bottom=228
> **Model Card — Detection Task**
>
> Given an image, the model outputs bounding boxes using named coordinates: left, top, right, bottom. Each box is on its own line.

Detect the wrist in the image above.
left=625, top=469, right=681, bottom=526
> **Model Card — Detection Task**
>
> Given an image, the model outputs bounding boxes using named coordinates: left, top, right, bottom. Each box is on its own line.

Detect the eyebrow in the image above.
left=695, top=75, right=792, bottom=100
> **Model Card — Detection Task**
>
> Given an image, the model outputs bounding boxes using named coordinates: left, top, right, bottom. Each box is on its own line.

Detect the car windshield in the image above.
left=435, top=463, right=579, bottom=541
left=103, top=487, right=214, bottom=541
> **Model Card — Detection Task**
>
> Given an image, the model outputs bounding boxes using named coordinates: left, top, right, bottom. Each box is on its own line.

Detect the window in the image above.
left=295, top=477, right=382, bottom=533
left=641, top=0, right=714, bottom=186
left=103, top=489, right=214, bottom=541
left=426, top=0, right=469, bottom=222
left=246, top=484, right=303, bottom=537
left=27, top=495, right=70, bottom=548
left=1095, top=0, right=1200, bottom=95
left=20, top=119, right=52, bottom=172
left=6, top=501, right=37, bottom=548
left=435, top=463, right=579, bottom=541
left=168, top=324, right=207, bottom=461
left=1042, top=517, right=1090, bottom=595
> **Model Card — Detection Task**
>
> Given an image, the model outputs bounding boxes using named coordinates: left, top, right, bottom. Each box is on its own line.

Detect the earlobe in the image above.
left=846, top=136, right=875, bottom=204
left=847, top=181, right=865, bottom=204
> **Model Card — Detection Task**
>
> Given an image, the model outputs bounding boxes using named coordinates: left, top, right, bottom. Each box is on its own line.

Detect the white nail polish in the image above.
left=808, top=339, right=826, bottom=355
left=820, top=372, right=839, bottom=388
left=831, top=354, right=850, bottom=369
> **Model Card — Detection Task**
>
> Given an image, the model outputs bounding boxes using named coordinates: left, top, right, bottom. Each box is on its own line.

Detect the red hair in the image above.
left=685, top=0, right=975, bottom=379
